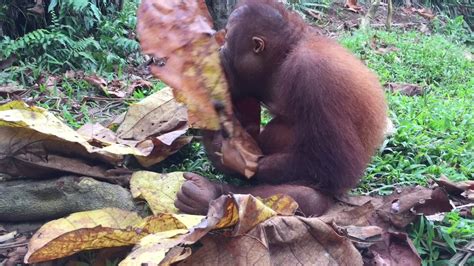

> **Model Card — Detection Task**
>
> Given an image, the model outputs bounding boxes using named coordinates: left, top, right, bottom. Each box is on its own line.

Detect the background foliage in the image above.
left=1, top=0, right=141, bottom=83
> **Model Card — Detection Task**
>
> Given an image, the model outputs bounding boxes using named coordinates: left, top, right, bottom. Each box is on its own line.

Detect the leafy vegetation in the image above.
left=1, top=0, right=142, bottom=83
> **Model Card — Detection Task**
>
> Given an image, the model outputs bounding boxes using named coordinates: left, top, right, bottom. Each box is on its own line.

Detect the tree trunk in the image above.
left=205, top=0, right=238, bottom=29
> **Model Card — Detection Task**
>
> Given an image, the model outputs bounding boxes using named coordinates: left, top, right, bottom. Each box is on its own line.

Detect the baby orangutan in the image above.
left=175, top=0, right=388, bottom=216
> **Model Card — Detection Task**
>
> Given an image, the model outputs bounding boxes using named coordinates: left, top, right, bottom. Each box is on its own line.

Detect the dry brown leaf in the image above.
left=367, top=231, right=421, bottom=266
left=117, top=87, right=187, bottom=140
left=0, top=231, right=16, bottom=243
left=135, top=135, right=193, bottom=167
left=344, top=0, right=362, bottom=13
left=3, top=246, right=28, bottom=265
left=0, top=100, right=190, bottom=174
left=182, top=194, right=286, bottom=244
left=181, top=216, right=363, bottom=265
left=434, top=175, right=474, bottom=196
left=463, top=189, right=474, bottom=201
left=386, top=82, right=424, bottom=96
left=119, top=235, right=186, bottom=266
left=320, top=187, right=453, bottom=264
left=77, top=123, right=118, bottom=145
left=0, top=101, right=149, bottom=161
left=84, top=75, right=108, bottom=92
left=118, top=193, right=366, bottom=265
left=106, top=79, right=128, bottom=98
left=0, top=83, right=26, bottom=97
left=343, top=225, right=383, bottom=242
left=376, top=187, right=453, bottom=228
left=415, top=8, right=435, bottom=20
left=137, top=0, right=227, bottom=130
left=370, top=37, right=400, bottom=55
left=321, top=201, right=377, bottom=226
left=84, top=75, right=148, bottom=98
left=24, top=208, right=144, bottom=263
left=129, top=79, right=153, bottom=95
left=78, top=90, right=192, bottom=168
left=136, top=0, right=262, bottom=178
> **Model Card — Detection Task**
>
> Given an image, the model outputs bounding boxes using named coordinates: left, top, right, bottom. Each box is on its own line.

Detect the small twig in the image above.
left=449, top=240, right=474, bottom=265
left=454, top=203, right=474, bottom=210
left=0, top=241, right=27, bottom=249
left=432, top=240, right=474, bottom=253
left=82, top=96, right=135, bottom=102
left=364, top=181, right=417, bottom=195
left=371, top=22, right=418, bottom=28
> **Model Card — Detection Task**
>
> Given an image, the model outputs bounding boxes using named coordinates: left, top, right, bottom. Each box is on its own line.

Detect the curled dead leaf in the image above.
left=137, top=0, right=262, bottom=177
left=434, top=175, right=474, bottom=196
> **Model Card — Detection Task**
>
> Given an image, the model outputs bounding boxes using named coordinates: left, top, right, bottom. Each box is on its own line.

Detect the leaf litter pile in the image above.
left=0, top=0, right=472, bottom=265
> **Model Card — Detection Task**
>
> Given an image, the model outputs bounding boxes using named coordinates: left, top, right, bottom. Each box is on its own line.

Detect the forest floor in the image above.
left=0, top=1, right=473, bottom=264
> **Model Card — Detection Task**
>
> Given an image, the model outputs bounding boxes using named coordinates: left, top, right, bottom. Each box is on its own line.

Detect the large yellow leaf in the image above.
left=130, top=171, right=187, bottom=214
left=0, top=101, right=148, bottom=161
left=0, top=100, right=190, bottom=171
left=24, top=208, right=203, bottom=263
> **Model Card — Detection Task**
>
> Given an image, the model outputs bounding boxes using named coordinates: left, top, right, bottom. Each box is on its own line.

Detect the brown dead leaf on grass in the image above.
left=77, top=123, right=118, bottom=145
left=385, top=82, right=424, bottom=96
left=114, top=87, right=192, bottom=167
left=323, top=186, right=453, bottom=265
left=344, top=0, right=362, bottom=13
left=137, top=0, right=262, bottom=178
left=415, top=8, right=435, bottom=20
left=181, top=216, right=363, bottom=265
left=0, top=83, right=26, bottom=97
left=369, top=36, right=400, bottom=55
left=84, top=75, right=153, bottom=98
left=368, top=231, right=422, bottom=266
left=435, top=175, right=474, bottom=197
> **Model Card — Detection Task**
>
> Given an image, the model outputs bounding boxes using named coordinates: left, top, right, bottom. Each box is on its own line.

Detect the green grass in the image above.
left=340, top=29, right=473, bottom=264
left=340, top=30, right=473, bottom=191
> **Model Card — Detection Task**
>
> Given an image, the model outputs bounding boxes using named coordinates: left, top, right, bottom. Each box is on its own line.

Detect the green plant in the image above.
left=423, top=0, right=474, bottom=31
left=432, top=15, right=473, bottom=44
left=0, top=0, right=142, bottom=84
left=409, top=213, right=474, bottom=265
